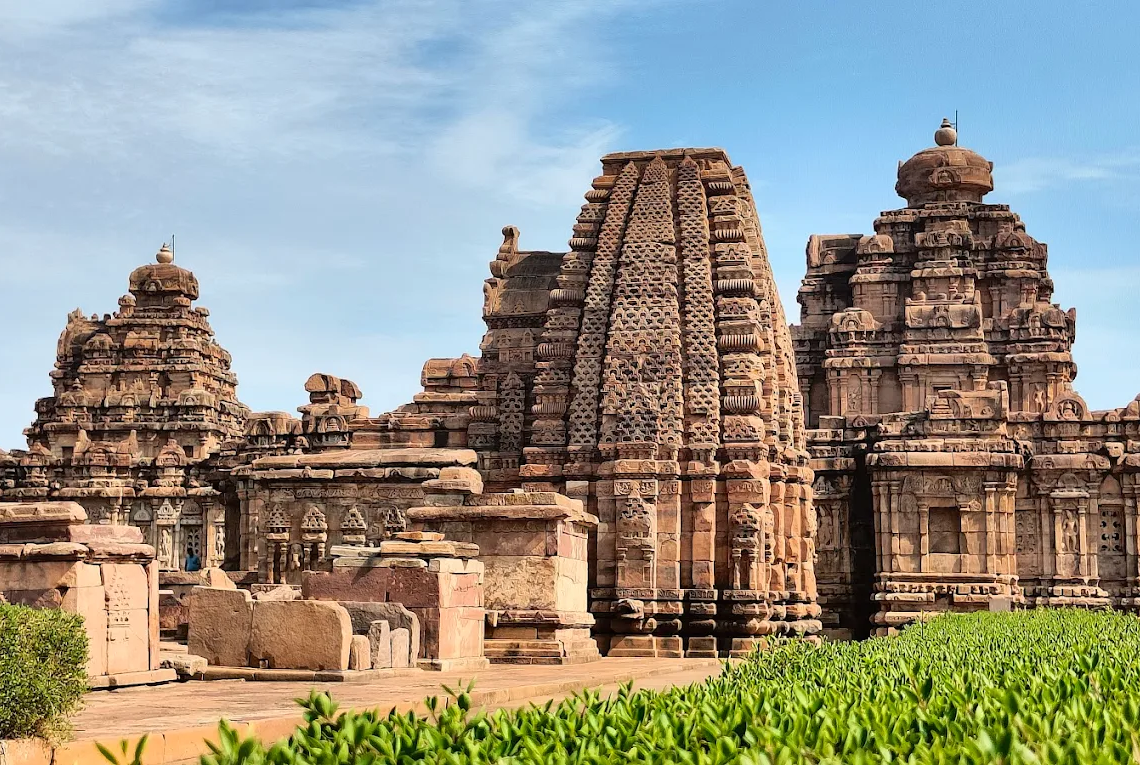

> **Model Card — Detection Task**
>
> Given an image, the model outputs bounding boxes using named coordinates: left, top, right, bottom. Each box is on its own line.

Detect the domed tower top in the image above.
left=895, top=118, right=994, bottom=207
left=128, top=243, right=200, bottom=303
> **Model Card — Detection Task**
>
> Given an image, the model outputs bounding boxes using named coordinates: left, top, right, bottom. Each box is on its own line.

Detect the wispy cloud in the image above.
left=0, top=0, right=636, bottom=446
left=996, top=151, right=1140, bottom=194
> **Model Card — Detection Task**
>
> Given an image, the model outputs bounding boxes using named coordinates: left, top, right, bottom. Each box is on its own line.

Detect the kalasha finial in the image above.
left=156, top=243, right=174, bottom=264
left=934, top=117, right=957, bottom=147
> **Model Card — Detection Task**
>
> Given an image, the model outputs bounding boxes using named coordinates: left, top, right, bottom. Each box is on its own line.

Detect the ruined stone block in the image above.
left=368, top=620, right=391, bottom=668
left=187, top=586, right=253, bottom=668
left=348, top=635, right=371, bottom=670
left=337, top=601, right=420, bottom=662
left=390, top=628, right=411, bottom=669
left=249, top=600, right=351, bottom=671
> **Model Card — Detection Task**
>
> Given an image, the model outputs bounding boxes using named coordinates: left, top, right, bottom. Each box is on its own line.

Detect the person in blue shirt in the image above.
left=185, top=548, right=201, bottom=572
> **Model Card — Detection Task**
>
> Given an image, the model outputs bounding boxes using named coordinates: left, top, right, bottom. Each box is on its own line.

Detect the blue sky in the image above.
left=1, top=0, right=1138, bottom=447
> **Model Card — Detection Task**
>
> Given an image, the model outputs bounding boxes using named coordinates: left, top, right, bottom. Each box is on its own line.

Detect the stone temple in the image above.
left=1, top=147, right=818, bottom=659
left=377, top=149, right=821, bottom=655
left=3, top=123, right=1136, bottom=651
left=0, top=244, right=247, bottom=572
left=795, top=120, right=1140, bottom=637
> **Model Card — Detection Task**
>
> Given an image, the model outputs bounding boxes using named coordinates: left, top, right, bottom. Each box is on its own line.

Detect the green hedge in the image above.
left=194, top=609, right=1140, bottom=764
left=0, top=603, right=88, bottom=741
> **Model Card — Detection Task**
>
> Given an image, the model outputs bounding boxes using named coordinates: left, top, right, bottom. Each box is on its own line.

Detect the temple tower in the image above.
left=792, top=121, right=1114, bottom=637
left=373, top=149, right=819, bottom=655
left=0, top=245, right=248, bottom=570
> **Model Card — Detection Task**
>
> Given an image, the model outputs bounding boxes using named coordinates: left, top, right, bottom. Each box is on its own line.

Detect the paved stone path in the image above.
left=55, top=658, right=722, bottom=765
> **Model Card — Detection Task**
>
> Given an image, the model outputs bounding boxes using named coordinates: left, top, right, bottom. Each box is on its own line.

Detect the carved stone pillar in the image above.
left=1125, top=480, right=1140, bottom=611
left=984, top=485, right=997, bottom=575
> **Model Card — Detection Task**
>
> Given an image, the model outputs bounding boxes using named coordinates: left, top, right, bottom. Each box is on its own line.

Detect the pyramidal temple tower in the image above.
left=792, top=121, right=1140, bottom=639
left=0, top=245, right=248, bottom=571
left=376, top=149, right=821, bottom=656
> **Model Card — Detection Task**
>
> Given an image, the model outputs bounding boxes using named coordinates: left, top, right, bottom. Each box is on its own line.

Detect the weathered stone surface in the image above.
left=3, top=588, right=64, bottom=608
left=0, top=502, right=86, bottom=528
left=85, top=542, right=156, bottom=560
left=304, top=567, right=482, bottom=610
left=368, top=620, right=392, bottom=668
left=160, top=652, right=208, bottom=678
left=390, top=628, right=411, bottom=669
left=202, top=568, right=236, bottom=589
left=252, top=585, right=298, bottom=601
left=348, top=635, right=371, bottom=670
left=187, top=587, right=253, bottom=667
left=0, top=559, right=101, bottom=590
left=249, top=600, right=351, bottom=671
left=66, top=524, right=145, bottom=544
left=337, top=600, right=420, bottom=661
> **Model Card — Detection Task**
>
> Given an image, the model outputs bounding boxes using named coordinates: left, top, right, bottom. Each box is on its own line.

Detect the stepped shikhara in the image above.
left=0, top=245, right=247, bottom=572
left=794, top=120, right=1140, bottom=637
left=377, top=149, right=820, bottom=655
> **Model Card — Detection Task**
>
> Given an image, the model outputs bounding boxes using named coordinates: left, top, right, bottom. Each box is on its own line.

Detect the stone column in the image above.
left=1089, top=487, right=1101, bottom=582
left=723, top=460, right=773, bottom=657
left=888, top=480, right=901, bottom=574
left=869, top=369, right=882, bottom=414
left=1125, top=481, right=1139, bottom=606
left=872, top=478, right=889, bottom=575
left=918, top=501, right=929, bottom=572
left=686, top=476, right=718, bottom=657
left=1041, top=491, right=1055, bottom=578
left=1078, top=496, right=1090, bottom=579
left=984, top=485, right=997, bottom=575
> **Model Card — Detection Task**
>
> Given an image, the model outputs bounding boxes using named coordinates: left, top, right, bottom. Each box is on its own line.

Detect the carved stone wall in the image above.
left=0, top=502, right=174, bottom=687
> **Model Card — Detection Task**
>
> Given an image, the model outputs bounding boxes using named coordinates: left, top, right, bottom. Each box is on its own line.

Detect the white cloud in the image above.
left=0, top=0, right=636, bottom=446
left=0, top=0, right=152, bottom=32
left=996, top=151, right=1140, bottom=194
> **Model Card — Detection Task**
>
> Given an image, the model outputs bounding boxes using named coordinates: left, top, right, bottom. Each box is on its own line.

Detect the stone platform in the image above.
left=34, top=657, right=721, bottom=765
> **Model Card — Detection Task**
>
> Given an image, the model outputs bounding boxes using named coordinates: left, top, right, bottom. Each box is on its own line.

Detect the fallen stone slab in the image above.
left=249, top=600, right=352, bottom=671
left=160, top=652, right=207, bottom=678
left=187, top=587, right=253, bottom=667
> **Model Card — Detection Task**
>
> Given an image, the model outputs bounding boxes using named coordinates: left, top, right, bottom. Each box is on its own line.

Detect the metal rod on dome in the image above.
left=171, top=234, right=175, bottom=261
left=954, top=110, right=959, bottom=145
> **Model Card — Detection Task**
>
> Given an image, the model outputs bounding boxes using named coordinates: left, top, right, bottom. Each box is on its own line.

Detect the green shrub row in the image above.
left=194, top=608, right=1140, bottom=763
left=0, top=603, right=88, bottom=741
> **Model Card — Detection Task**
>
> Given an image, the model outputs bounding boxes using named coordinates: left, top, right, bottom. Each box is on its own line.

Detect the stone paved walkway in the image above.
left=59, top=657, right=721, bottom=764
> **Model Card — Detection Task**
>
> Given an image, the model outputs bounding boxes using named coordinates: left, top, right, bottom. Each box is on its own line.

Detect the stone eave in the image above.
left=250, top=447, right=477, bottom=471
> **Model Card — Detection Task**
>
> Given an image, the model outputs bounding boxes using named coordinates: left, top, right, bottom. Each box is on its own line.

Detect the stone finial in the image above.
left=157, top=243, right=174, bottom=264
left=934, top=118, right=957, bottom=147
left=499, top=226, right=519, bottom=257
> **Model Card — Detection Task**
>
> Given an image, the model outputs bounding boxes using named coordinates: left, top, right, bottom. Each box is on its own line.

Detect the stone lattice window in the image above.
left=1100, top=510, right=1123, bottom=554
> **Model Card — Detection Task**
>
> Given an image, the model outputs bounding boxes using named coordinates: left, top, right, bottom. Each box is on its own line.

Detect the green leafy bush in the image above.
left=198, top=609, right=1140, bottom=764
left=0, top=603, right=88, bottom=741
